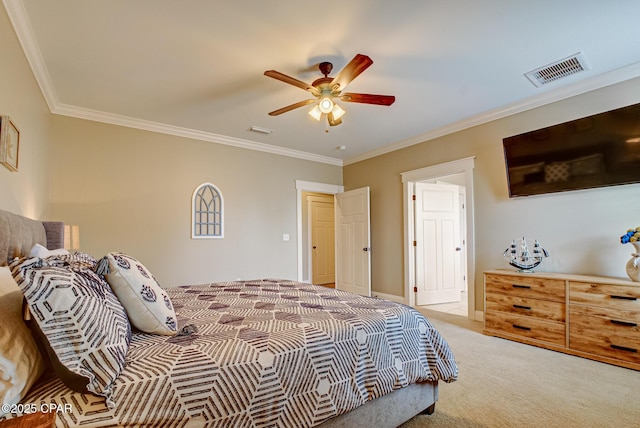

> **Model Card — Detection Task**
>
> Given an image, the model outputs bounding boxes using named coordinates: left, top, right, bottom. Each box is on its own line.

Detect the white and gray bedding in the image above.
left=18, top=279, right=457, bottom=427
left=0, top=209, right=458, bottom=427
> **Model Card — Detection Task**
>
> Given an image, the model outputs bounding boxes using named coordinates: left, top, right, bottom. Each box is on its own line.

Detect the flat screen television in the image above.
left=503, top=102, right=640, bottom=197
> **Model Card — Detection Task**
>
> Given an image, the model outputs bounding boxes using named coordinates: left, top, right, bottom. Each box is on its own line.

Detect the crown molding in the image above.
left=7, top=0, right=640, bottom=169
left=4, top=0, right=59, bottom=111
left=343, top=61, right=640, bottom=166
left=3, top=0, right=343, bottom=167
left=52, top=103, right=343, bottom=166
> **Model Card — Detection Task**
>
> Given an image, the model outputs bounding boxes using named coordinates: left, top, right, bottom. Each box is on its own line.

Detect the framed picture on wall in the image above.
left=0, top=115, right=20, bottom=171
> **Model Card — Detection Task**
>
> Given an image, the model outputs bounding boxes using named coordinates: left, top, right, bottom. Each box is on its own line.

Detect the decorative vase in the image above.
left=625, top=242, right=640, bottom=282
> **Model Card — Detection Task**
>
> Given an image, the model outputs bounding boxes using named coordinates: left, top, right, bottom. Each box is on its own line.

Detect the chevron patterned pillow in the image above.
left=10, top=255, right=131, bottom=407
left=97, top=252, right=177, bottom=335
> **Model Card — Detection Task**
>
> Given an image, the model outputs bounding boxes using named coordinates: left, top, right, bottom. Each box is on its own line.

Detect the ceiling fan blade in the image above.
left=268, top=99, right=316, bottom=116
left=264, top=70, right=319, bottom=95
left=328, top=112, right=342, bottom=127
left=329, top=54, right=373, bottom=92
left=340, top=92, right=395, bottom=106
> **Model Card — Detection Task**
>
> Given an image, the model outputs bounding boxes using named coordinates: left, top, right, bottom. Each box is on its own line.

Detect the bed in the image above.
left=0, top=209, right=457, bottom=427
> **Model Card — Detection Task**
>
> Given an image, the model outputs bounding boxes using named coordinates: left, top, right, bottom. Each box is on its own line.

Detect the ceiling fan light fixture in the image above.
left=331, top=103, right=345, bottom=120
left=308, top=105, right=322, bottom=121
left=318, top=97, right=334, bottom=114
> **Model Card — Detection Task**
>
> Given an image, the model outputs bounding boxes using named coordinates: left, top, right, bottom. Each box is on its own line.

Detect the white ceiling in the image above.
left=6, top=0, right=640, bottom=165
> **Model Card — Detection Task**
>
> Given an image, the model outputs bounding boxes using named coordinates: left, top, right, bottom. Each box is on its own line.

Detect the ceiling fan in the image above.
left=264, top=54, right=395, bottom=127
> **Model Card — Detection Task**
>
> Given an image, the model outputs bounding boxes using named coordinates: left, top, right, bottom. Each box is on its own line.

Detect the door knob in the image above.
left=363, top=247, right=371, bottom=252
left=456, top=247, right=462, bottom=251
left=313, top=246, right=317, bottom=249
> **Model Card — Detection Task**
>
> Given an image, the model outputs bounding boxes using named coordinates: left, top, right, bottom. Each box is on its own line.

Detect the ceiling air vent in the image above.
left=525, top=52, right=590, bottom=87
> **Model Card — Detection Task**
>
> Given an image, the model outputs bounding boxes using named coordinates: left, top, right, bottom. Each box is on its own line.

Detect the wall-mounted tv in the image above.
left=503, top=102, right=640, bottom=197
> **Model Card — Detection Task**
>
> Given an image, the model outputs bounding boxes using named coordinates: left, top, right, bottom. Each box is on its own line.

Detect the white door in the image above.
left=415, top=182, right=462, bottom=305
left=335, top=187, right=371, bottom=296
left=310, top=198, right=335, bottom=284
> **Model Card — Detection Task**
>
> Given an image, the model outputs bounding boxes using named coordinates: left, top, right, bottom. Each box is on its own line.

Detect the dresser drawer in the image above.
left=570, top=305, right=640, bottom=337
left=570, top=305, right=640, bottom=365
left=570, top=333, right=640, bottom=365
left=485, top=310, right=565, bottom=346
left=485, top=273, right=565, bottom=302
left=570, top=321, right=640, bottom=364
left=486, top=291, right=565, bottom=322
left=570, top=281, right=640, bottom=311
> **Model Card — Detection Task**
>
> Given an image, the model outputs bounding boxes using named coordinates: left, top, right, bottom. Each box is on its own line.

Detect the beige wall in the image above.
left=49, top=115, right=342, bottom=287
left=0, top=5, right=52, bottom=218
left=344, top=77, right=640, bottom=311
left=4, top=0, right=640, bottom=309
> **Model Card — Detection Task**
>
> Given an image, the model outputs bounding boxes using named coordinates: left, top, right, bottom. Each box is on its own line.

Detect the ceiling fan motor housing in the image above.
left=319, top=61, right=333, bottom=77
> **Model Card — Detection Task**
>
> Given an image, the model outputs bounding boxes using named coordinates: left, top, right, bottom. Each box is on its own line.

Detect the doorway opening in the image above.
left=414, top=179, right=467, bottom=316
left=302, top=191, right=335, bottom=287
left=295, top=181, right=372, bottom=297
left=401, top=157, right=476, bottom=320
left=295, top=180, right=343, bottom=284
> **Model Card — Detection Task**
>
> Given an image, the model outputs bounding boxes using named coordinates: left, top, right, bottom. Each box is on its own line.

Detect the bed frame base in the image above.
left=317, top=381, right=438, bottom=428
left=422, top=402, right=436, bottom=415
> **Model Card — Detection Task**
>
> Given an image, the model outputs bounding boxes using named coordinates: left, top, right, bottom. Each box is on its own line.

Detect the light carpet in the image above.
left=399, top=309, right=640, bottom=428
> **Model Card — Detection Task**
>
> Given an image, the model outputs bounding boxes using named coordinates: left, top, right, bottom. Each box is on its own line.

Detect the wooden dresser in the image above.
left=484, top=269, right=640, bottom=370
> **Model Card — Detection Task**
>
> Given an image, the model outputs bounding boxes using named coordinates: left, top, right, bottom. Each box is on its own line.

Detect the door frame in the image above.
left=296, top=180, right=344, bottom=282
left=401, top=157, right=477, bottom=319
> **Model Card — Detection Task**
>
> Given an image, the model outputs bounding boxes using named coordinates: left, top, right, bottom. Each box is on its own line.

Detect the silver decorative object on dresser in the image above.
left=503, top=237, right=549, bottom=272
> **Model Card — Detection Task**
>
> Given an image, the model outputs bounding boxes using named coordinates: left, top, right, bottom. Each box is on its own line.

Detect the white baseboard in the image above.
left=372, top=291, right=405, bottom=304
left=474, top=310, right=484, bottom=322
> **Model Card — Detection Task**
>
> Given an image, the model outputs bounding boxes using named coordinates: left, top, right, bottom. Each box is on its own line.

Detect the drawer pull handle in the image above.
left=512, top=285, right=531, bottom=289
left=513, top=304, right=531, bottom=310
left=610, top=295, right=637, bottom=301
left=512, top=324, right=531, bottom=331
left=611, top=344, right=638, bottom=353
left=610, top=319, right=638, bottom=328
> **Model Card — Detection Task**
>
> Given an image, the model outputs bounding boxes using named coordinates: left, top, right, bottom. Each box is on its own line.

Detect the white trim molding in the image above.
left=2, top=0, right=342, bottom=167
left=344, top=62, right=640, bottom=166
left=7, top=0, right=640, bottom=169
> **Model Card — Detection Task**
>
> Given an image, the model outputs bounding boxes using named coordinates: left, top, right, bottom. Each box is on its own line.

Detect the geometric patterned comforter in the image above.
left=20, top=280, right=458, bottom=427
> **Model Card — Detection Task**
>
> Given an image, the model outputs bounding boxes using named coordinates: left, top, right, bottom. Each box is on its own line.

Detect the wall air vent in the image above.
left=525, top=52, right=590, bottom=87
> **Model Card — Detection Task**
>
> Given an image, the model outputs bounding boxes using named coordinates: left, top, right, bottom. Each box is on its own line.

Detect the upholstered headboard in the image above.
left=0, top=209, right=65, bottom=266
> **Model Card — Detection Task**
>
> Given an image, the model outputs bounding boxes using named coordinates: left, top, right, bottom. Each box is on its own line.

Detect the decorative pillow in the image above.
left=97, top=252, right=177, bottom=335
left=10, top=257, right=131, bottom=407
left=544, top=162, right=570, bottom=183
left=51, top=251, right=99, bottom=270
left=508, top=162, right=544, bottom=185
left=568, top=153, right=605, bottom=177
left=28, top=243, right=69, bottom=258
left=0, top=267, right=45, bottom=415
